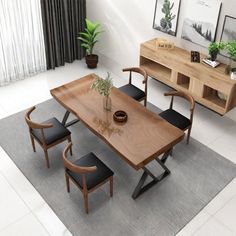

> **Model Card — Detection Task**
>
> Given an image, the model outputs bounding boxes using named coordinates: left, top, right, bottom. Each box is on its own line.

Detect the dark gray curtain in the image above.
left=40, top=0, right=86, bottom=69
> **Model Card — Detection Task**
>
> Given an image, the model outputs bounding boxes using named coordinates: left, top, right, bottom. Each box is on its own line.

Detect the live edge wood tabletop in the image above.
left=50, top=74, right=184, bottom=171
left=140, top=38, right=236, bottom=115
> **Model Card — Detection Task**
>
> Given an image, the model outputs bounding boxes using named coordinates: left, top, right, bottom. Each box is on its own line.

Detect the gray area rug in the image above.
left=0, top=99, right=235, bottom=236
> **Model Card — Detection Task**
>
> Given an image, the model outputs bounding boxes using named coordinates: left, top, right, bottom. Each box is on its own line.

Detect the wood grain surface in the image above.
left=51, top=74, right=184, bottom=170
left=140, top=38, right=236, bottom=115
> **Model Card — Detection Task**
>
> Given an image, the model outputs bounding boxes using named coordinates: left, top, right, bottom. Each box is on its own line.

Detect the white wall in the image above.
left=87, top=0, right=236, bottom=76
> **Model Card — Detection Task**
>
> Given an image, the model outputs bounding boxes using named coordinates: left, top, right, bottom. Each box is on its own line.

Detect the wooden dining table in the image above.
left=50, top=73, right=185, bottom=199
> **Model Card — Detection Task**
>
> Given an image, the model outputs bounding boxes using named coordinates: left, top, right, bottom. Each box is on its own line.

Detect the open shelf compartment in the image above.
left=203, top=85, right=227, bottom=108
left=176, top=73, right=190, bottom=90
left=140, top=56, right=171, bottom=81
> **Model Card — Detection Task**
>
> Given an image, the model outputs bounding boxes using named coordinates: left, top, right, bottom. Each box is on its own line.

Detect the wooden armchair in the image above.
left=25, top=106, right=72, bottom=168
left=159, top=91, right=195, bottom=144
left=119, top=67, right=148, bottom=106
left=63, top=143, right=114, bottom=214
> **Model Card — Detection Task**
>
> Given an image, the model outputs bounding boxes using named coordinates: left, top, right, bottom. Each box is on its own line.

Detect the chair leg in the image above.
left=68, top=136, right=72, bottom=156
left=109, top=176, right=113, bottom=197
left=144, top=97, right=147, bottom=107
left=65, top=173, right=70, bottom=193
left=30, top=135, right=36, bottom=152
left=186, top=127, right=192, bottom=144
left=43, top=149, right=50, bottom=168
left=83, top=192, right=89, bottom=214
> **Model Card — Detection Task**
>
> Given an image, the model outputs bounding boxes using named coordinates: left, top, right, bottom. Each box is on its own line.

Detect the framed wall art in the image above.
left=220, top=15, right=236, bottom=57
left=153, top=0, right=181, bottom=36
left=181, top=0, right=222, bottom=48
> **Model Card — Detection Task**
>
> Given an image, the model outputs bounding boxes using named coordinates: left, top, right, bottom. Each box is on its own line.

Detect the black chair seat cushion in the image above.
left=67, top=152, right=114, bottom=190
left=32, top=117, right=71, bottom=145
left=159, top=109, right=191, bottom=130
left=119, top=84, right=145, bottom=101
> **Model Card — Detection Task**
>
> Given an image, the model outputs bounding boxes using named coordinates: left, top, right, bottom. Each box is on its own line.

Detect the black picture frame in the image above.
left=220, top=15, right=236, bottom=58
left=153, top=0, right=181, bottom=37
left=191, top=51, right=200, bottom=63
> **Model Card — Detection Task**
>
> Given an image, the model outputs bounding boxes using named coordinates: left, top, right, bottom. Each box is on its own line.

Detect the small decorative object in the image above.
left=153, top=0, right=181, bottom=36
left=202, top=58, right=220, bottom=68
left=113, top=110, right=128, bottom=123
left=91, top=72, right=113, bottom=111
left=220, top=16, right=236, bottom=58
left=208, top=41, right=225, bottom=61
left=217, top=91, right=227, bottom=101
left=78, top=19, right=102, bottom=68
left=191, top=51, right=200, bottom=63
left=181, top=0, right=222, bottom=47
left=231, top=68, right=236, bottom=80
left=156, top=38, right=175, bottom=50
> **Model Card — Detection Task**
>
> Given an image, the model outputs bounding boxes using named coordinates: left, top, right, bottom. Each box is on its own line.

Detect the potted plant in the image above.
left=225, top=41, right=236, bottom=78
left=208, top=41, right=225, bottom=61
left=78, top=19, right=102, bottom=68
left=91, top=72, right=113, bottom=110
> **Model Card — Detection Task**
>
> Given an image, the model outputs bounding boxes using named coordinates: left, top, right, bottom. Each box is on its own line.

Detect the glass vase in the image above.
left=103, top=96, right=111, bottom=111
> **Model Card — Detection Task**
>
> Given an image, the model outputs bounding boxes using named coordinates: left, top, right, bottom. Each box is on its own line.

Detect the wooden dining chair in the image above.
left=119, top=67, right=148, bottom=106
left=63, top=142, right=114, bottom=214
left=25, top=106, right=72, bottom=168
left=159, top=91, right=195, bottom=144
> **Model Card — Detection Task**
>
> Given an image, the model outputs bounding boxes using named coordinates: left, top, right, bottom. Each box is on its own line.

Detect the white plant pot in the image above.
left=231, top=71, right=236, bottom=80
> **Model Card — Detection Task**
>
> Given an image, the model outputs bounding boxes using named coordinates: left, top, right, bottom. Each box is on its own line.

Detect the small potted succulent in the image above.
left=91, top=72, right=113, bottom=110
left=208, top=41, right=225, bottom=61
left=78, top=19, right=102, bottom=68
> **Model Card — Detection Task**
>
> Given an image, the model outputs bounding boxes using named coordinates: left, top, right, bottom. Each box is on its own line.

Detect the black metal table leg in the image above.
left=62, top=110, right=80, bottom=127
left=132, top=171, right=148, bottom=199
left=62, top=111, right=70, bottom=126
left=132, top=149, right=172, bottom=199
left=160, top=148, right=172, bottom=164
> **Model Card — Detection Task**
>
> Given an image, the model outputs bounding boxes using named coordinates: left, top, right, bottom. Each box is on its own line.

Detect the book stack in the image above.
left=202, top=58, right=220, bottom=68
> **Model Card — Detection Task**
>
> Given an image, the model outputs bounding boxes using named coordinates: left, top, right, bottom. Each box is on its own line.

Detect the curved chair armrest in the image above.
left=122, top=67, right=148, bottom=84
left=25, top=106, right=53, bottom=129
left=63, top=143, right=97, bottom=174
left=164, top=91, right=195, bottom=112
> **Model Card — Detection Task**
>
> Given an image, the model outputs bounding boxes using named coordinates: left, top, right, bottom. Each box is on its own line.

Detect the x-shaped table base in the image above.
left=132, top=149, right=171, bottom=199
left=62, top=109, right=172, bottom=199
left=62, top=111, right=80, bottom=127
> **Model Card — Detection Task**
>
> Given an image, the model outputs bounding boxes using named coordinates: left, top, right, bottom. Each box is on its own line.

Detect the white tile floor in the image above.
left=0, top=60, right=235, bottom=236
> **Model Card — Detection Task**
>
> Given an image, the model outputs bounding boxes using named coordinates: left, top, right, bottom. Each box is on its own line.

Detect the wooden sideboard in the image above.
left=140, top=38, right=236, bottom=115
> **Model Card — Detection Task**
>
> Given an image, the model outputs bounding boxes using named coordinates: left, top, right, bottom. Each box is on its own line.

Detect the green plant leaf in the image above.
left=85, top=19, right=95, bottom=32
left=81, top=43, right=89, bottom=49
left=78, top=32, right=90, bottom=39
left=78, top=37, right=90, bottom=44
left=92, top=31, right=103, bottom=40
left=84, top=28, right=93, bottom=36
left=78, top=18, right=103, bottom=55
left=91, top=72, right=113, bottom=96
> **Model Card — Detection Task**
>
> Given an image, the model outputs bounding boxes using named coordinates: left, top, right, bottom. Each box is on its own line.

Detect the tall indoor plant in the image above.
left=78, top=19, right=102, bottom=68
left=91, top=72, right=113, bottom=110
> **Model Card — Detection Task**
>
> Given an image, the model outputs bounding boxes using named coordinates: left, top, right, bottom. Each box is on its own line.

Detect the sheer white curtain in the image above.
left=0, top=0, right=46, bottom=86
